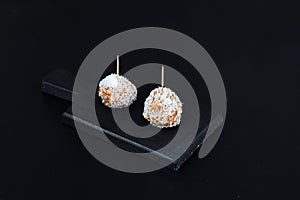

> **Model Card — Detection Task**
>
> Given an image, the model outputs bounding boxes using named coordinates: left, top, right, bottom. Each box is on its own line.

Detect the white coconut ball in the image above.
left=143, top=87, right=183, bottom=128
left=98, top=74, right=137, bottom=108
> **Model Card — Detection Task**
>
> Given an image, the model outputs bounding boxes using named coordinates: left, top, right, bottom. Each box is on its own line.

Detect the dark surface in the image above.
left=43, top=68, right=214, bottom=170
left=42, top=66, right=214, bottom=170
left=1, top=0, right=300, bottom=200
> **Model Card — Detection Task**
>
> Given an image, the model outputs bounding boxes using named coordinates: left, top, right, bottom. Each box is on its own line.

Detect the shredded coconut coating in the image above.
left=143, top=87, right=183, bottom=128
left=98, top=74, right=137, bottom=108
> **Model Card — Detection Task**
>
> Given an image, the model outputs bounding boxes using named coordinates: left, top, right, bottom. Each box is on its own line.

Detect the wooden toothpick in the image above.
left=161, top=65, right=164, bottom=92
left=116, top=55, right=120, bottom=76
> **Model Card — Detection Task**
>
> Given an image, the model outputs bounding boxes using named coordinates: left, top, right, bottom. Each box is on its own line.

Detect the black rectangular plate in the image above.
left=42, top=69, right=223, bottom=171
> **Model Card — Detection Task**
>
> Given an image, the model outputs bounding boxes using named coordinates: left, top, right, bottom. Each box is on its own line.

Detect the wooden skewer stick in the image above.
left=116, top=55, right=120, bottom=76
left=161, top=65, right=164, bottom=92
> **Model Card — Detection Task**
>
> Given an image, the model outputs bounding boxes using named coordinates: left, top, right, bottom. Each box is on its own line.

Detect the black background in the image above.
left=0, top=0, right=299, bottom=199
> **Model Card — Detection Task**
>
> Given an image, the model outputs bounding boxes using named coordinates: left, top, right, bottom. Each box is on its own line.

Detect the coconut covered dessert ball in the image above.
left=98, top=74, right=137, bottom=108
left=143, top=87, right=183, bottom=128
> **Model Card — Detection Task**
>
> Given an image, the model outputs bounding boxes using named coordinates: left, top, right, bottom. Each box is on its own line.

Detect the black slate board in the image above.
left=42, top=68, right=223, bottom=170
